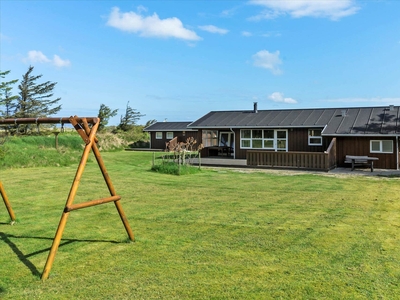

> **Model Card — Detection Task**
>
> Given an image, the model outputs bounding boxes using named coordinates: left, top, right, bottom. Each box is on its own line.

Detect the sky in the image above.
left=1, top=0, right=400, bottom=125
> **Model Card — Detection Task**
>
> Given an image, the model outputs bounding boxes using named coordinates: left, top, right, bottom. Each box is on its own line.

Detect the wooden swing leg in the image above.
left=0, top=181, right=16, bottom=223
left=41, top=120, right=96, bottom=281
left=81, top=120, right=135, bottom=242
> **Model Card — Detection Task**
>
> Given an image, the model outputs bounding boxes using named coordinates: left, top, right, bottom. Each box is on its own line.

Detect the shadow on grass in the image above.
left=0, top=232, right=121, bottom=278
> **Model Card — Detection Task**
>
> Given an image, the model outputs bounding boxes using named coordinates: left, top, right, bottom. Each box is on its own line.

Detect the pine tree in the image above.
left=0, top=70, right=19, bottom=119
left=117, top=101, right=145, bottom=131
left=97, top=104, right=118, bottom=131
left=16, top=65, right=62, bottom=119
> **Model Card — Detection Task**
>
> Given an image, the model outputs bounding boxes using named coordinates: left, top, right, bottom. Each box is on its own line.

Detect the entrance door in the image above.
left=219, top=132, right=234, bottom=148
left=276, top=130, right=287, bottom=151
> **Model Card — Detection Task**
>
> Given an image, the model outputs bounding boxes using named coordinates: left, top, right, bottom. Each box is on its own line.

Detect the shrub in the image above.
left=151, top=161, right=201, bottom=175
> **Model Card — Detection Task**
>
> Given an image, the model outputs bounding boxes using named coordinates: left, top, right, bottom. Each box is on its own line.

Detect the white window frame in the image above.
left=308, top=129, right=322, bottom=146
left=155, top=132, right=163, bottom=139
left=166, top=132, right=174, bottom=139
left=370, top=140, right=393, bottom=153
left=240, top=129, right=288, bottom=151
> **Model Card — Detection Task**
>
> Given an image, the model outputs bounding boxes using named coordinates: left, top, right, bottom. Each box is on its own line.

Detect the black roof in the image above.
left=188, top=106, right=400, bottom=136
left=143, top=121, right=196, bottom=132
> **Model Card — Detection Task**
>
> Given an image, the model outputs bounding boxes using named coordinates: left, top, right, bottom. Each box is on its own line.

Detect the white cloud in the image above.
left=252, top=50, right=282, bottom=75
left=53, top=55, right=71, bottom=67
left=242, top=31, right=253, bottom=37
left=198, top=25, right=229, bottom=35
left=268, top=92, right=297, bottom=104
left=220, top=6, right=241, bottom=18
left=248, top=0, right=359, bottom=20
left=137, top=5, right=148, bottom=14
left=106, top=7, right=201, bottom=41
left=26, top=50, right=51, bottom=63
left=24, top=50, right=70, bottom=67
left=261, top=31, right=281, bottom=38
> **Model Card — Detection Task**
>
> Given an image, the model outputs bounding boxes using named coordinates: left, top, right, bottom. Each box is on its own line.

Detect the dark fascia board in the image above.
left=322, top=133, right=400, bottom=137
left=144, top=128, right=197, bottom=132
left=187, top=125, right=325, bottom=129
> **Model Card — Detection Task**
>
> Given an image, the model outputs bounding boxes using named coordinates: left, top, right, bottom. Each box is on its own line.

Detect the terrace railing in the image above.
left=247, top=138, right=337, bottom=171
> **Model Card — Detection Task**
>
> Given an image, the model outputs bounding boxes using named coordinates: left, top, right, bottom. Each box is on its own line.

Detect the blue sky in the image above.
left=1, top=0, right=400, bottom=125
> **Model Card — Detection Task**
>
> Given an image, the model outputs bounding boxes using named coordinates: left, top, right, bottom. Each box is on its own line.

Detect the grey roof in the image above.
left=188, top=106, right=400, bottom=136
left=143, top=121, right=195, bottom=132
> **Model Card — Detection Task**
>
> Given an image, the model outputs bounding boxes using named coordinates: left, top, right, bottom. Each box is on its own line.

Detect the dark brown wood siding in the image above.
left=288, top=128, right=332, bottom=152
left=336, top=136, right=397, bottom=169
left=199, top=128, right=331, bottom=159
left=150, top=131, right=199, bottom=150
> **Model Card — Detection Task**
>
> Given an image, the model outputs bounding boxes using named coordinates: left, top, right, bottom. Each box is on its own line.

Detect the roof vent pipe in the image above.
left=253, top=102, right=258, bottom=113
left=389, top=105, right=395, bottom=111
left=341, top=109, right=347, bottom=117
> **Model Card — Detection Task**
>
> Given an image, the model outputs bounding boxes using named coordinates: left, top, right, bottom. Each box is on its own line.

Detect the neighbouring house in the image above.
left=143, top=121, right=199, bottom=150
left=186, top=103, right=400, bottom=170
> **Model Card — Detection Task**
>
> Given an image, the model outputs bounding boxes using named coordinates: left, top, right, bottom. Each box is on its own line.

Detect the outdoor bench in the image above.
left=344, top=155, right=379, bottom=172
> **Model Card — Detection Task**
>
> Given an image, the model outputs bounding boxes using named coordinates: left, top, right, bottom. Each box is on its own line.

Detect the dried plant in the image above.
left=163, top=136, right=203, bottom=166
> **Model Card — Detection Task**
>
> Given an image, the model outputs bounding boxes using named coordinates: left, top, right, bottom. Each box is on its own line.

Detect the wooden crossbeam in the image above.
left=0, top=116, right=134, bottom=281
left=64, top=195, right=121, bottom=212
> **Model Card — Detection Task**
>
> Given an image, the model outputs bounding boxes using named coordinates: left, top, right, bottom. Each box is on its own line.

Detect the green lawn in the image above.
left=1, top=151, right=400, bottom=299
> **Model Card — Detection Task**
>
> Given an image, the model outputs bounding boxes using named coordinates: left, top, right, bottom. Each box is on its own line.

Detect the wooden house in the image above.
left=142, top=104, right=400, bottom=170
left=186, top=104, right=400, bottom=170
left=143, top=121, right=199, bottom=150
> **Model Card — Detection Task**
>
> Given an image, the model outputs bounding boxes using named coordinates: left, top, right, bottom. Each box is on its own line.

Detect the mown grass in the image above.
left=1, top=151, right=400, bottom=299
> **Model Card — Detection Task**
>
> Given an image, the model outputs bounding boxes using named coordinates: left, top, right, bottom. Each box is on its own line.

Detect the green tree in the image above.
left=16, top=65, right=62, bottom=119
left=97, top=104, right=118, bottom=131
left=0, top=70, right=19, bottom=119
left=117, top=101, right=145, bottom=131
left=144, top=119, right=157, bottom=128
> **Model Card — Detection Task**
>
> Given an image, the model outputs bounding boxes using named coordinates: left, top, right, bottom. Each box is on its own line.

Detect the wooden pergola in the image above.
left=0, top=116, right=134, bottom=280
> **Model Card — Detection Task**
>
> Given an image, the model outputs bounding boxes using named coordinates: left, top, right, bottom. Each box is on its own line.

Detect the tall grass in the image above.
left=0, top=134, right=84, bottom=169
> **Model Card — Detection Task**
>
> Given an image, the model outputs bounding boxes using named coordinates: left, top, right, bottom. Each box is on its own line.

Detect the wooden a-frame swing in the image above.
left=0, top=116, right=134, bottom=280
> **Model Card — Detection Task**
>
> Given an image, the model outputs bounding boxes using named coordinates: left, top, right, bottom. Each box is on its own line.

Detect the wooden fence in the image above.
left=247, top=138, right=337, bottom=171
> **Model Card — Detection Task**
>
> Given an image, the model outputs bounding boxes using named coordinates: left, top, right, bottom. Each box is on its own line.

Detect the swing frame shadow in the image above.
left=0, top=116, right=135, bottom=280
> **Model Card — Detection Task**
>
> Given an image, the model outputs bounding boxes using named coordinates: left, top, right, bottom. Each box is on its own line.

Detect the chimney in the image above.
left=253, top=102, right=258, bottom=113
left=341, top=109, right=347, bottom=117
left=389, top=105, right=395, bottom=111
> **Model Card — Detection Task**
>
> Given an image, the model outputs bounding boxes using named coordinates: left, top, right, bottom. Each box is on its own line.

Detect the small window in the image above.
left=308, top=129, right=322, bottom=146
left=371, top=140, right=393, bottom=153
left=156, top=132, right=162, bottom=139
left=202, top=130, right=218, bottom=147
left=166, top=132, right=173, bottom=139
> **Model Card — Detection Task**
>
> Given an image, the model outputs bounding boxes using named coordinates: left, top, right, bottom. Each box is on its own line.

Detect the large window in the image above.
left=240, top=129, right=287, bottom=151
left=166, top=132, right=174, bottom=139
left=156, top=132, right=162, bottom=139
left=370, top=140, right=393, bottom=153
left=308, top=129, right=322, bottom=146
left=202, top=130, right=218, bottom=147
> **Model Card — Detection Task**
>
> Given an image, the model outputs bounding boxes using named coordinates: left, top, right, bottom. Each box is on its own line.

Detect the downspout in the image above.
left=230, top=128, right=235, bottom=159
left=149, top=132, right=152, bottom=149
left=397, top=136, right=399, bottom=170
